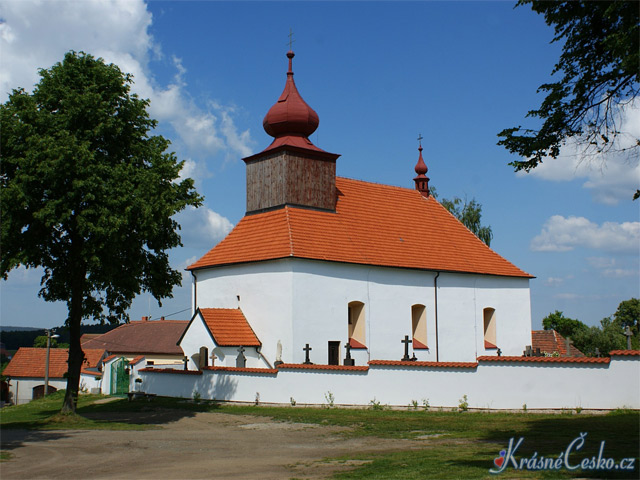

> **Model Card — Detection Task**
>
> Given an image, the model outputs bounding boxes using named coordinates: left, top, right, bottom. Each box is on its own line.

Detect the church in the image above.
left=177, top=49, right=534, bottom=371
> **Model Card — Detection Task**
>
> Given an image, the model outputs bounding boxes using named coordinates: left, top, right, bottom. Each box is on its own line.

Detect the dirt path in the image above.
left=0, top=410, right=423, bottom=479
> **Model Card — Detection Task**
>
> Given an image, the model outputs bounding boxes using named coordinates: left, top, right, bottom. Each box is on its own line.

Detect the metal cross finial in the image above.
left=288, top=28, right=295, bottom=50
left=417, top=134, right=423, bottom=146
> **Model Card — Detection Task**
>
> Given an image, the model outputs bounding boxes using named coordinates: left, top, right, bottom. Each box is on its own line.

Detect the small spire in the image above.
left=414, top=134, right=430, bottom=197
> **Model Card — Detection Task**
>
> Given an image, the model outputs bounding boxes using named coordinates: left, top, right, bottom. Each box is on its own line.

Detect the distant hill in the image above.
left=0, top=323, right=121, bottom=350
left=0, top=326, right=43, bottom=332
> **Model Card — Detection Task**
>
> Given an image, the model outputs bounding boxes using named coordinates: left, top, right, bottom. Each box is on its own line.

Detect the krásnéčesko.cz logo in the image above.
left=490, top=433, right=636, bottom=474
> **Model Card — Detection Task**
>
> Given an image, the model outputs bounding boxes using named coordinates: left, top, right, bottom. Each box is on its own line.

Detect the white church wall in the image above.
left=436, top=273, right=532, bottom=362
left=194, top=259, right=532, bottom=366
left=194, top=260, right=293, bottom=368
left=290, top=260, right=439, bottom=364
left=138, top=354, right=640, bottom=410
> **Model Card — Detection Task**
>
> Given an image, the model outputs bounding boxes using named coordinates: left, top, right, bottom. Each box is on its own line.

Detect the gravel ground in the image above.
left=0, top=409, right=424, bottom=479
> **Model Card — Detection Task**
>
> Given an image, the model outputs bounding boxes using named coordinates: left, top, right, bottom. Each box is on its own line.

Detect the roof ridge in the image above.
left=336, top=176, right=415, bottom=192
left=285, top=206, right=294, bottom=256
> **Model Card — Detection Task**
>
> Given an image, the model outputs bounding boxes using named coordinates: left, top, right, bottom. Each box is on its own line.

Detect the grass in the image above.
left=1, top=393, right=638, bottom=479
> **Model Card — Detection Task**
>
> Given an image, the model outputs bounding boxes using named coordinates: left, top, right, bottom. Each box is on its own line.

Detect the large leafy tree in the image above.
left=498, top=1, right=640, bottom=199
left=0, top=52, right=202, bottom=412
left=542, top=310, right=587, bottom=338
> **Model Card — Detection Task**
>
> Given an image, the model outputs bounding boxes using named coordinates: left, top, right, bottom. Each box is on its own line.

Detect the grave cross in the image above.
left=401, top=335, right=412, bottom=361
left=236, top=346, right=247, bottom=368
left=625, top=326, right=633, bottom=350
left=565, top=337, right=572, bottom=357
left=210, top=351, right=217, bottom=366
left=182, top=355, right=189, bottom=371
left=303, top=343, right=313, bottom=364
left=344, top=342, right=355, bottom=366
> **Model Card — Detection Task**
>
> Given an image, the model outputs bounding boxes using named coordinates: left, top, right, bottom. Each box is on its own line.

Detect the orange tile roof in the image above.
left=203, top=366, right=278, bottom=374
left=477, top=356, right=609, bottom=364
left=200, top=308, right=261, bottom=347
left=369, top=360, right=478, bottom=368
left=610, top=350, right=640, bottom=356
left=276, top=363, right=369, bottom=371
left=531, top=330, right=585, bottom=357
left=189, top=177, right=532, bottom=277
left=3, top=347, right=105, bottom=379
left=81, top=320, right=187, bottom=355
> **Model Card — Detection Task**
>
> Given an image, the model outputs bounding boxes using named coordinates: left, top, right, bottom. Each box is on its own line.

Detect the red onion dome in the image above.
left=263, top=51, right=319, bottom=138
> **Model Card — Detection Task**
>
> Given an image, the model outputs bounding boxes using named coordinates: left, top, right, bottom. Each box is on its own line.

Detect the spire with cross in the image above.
left=413, top=134, right=430, bottom=197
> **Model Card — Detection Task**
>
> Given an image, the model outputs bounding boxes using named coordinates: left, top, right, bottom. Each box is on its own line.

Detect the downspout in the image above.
left=191, top=270, right=197, bottom=315
left=434, top=271, right=440, bottom=362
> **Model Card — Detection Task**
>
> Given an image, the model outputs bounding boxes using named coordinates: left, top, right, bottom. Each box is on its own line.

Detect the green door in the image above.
left=110, top=357, right=130, bottom=395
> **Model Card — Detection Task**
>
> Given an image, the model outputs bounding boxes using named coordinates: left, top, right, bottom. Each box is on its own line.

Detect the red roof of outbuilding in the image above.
left=3, top=347, right=105, bottom=379
left=531, top=330, right=585, bottom=357
left=199, top=308, right=261, bottom=347
left=189, top=177, right=532, bottom=278
left=81, top=320, right=187, bottom=355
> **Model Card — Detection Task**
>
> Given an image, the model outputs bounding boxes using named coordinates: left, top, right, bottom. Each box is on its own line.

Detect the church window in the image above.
left=348, top=301, right=366, bottom=348
left=411, top=304, right=428, bottom=349
left=483, top=307, right=497, bottom=349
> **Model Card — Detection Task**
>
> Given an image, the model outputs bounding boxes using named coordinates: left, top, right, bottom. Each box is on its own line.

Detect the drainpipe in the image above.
left=191, top=270, right=197, bottom=314
left=434, top=272, right=440, bottom=362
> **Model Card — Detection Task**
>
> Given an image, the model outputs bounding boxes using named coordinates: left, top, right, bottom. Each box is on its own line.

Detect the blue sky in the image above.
left=1, top=0, right=638, bottom=330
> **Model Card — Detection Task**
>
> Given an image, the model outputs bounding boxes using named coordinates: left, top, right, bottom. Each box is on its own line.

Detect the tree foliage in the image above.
left=542, top=299, right=638, bottom=356
left=439, top=197, right=493, bottom=246
left=32, top=336, right=68, bottom=349
left=498, top=0, right=640, bottom=199
left=542, top=310, right=586, bottom=339
left=0, top=51, right=202, bottom=412
left=430, top=188, right=493, bottom=246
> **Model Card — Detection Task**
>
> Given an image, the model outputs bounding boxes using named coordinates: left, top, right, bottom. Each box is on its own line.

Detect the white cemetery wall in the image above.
left=7, top=378, right=68, bottom=405
left=138, top=355, right=639, bottom=410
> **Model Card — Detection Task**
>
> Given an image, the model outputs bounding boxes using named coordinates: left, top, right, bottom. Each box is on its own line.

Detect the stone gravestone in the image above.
left=236, top=346, right=247, bottom=368
left=274, top=340, right=283, bottom=367
left=199, top=346, right=208, bottom=370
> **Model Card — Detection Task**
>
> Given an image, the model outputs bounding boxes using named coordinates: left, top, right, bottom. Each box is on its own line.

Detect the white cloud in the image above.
left=587, top=257, right=638, bottom=278
left=531, top=215, right=640, bottom=253
left=176, top=206, right=234, bottom=249
left=518, top=100, right=640, bottom=205
left=0, top=0, right=252, bottom=165
left=544, top=276, right=564, bottom=287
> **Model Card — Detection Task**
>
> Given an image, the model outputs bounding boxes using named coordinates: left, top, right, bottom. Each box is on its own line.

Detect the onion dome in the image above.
left=263, top=51, right=319, bottom=139
left=414, top=138, right=430, bottom=197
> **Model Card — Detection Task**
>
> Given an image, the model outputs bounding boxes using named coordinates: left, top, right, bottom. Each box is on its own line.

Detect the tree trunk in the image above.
left=61, top=272, right=85, bottom=414
left=62, top=292, right=84, bottom=413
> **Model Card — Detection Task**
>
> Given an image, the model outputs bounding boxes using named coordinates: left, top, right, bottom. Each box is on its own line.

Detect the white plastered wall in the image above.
left=193, top=258, right=532, bottom=366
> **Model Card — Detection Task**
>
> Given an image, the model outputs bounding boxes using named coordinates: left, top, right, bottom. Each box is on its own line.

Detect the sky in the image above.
left=1, top=0, right=638, bottom=331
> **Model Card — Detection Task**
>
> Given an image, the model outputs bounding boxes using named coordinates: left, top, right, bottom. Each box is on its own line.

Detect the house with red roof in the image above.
left=180, top=49, right=534, bottom=371
left=3, top=347, right=105, bottom=405
left=80, top=317, right=188, bottom=395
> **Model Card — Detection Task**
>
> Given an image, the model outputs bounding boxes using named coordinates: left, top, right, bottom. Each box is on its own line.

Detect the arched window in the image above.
left=411, top=304, right=428, bottom=349
left=483, top=307, right=497, bottom=349
left=348, top=301, right=366, bottom=348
